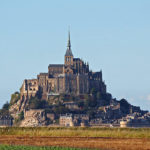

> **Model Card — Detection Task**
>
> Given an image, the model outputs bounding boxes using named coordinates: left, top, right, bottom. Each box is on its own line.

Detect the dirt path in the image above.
left=0, top=136, right=150, bottom=150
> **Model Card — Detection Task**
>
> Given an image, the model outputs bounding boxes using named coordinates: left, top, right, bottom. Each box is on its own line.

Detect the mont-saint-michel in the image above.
left=1, top=1, right=150, bottom=149
left=0, top=32, right=150, bottom=128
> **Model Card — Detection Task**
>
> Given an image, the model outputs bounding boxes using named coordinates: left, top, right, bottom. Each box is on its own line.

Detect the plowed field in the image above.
left=0, top=136, right=150, bottom=150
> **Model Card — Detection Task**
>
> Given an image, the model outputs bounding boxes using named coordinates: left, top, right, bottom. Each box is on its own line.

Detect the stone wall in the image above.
left=48, top=64, right=64, bottom=77
left=20, top=79, right=38, bottom=101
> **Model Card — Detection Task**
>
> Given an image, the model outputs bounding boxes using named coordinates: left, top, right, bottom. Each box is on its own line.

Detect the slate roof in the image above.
left=48, top=64, right=64, bottom=68
left=73, top=58, right=80, bottom=61
left=65, top=48, right=73, bottom=56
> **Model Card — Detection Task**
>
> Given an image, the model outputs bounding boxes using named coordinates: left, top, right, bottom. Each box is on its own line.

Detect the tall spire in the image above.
left=65, top=29, right=73, bottom=56
left=67, top=29, right=71, bottom=49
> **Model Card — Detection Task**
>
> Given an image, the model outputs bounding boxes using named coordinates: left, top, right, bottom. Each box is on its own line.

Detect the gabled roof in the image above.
left=48, top=64, right=64, bottom=68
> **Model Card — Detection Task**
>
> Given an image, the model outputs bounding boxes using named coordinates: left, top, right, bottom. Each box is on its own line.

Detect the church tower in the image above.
left=65, top=31, right=74, bottom=66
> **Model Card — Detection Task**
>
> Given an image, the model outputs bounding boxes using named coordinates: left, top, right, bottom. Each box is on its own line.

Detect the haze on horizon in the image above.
left=0, top=0, right=150, bottom=111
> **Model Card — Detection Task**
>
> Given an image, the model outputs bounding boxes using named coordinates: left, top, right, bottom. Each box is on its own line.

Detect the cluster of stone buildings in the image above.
left=120, top=112, right=150, bottom=127
left=20, top=32, right=106, bottom=104
left=2, top=31, right=150, bottom=128
left=0, top=115, right=13, bottom=127
left=59, top=113, right=89, bottom=127
left=19, top=110, right=89, bottom=127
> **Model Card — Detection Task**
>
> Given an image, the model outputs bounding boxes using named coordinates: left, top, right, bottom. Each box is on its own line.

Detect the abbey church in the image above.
left=20, top=32, right=107, bottom=100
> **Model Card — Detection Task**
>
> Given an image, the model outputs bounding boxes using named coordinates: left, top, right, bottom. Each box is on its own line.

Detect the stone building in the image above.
left=59, top=113, right=89, bottom=127
left=64, top=102, right=79, bottom=110
left=0, top=115, right=13, bottom=127
left=20, top=79, right=38, bottom=100
left=20, top=31, right=106, bottom=100
left=59, top=114, right=73, bottom=126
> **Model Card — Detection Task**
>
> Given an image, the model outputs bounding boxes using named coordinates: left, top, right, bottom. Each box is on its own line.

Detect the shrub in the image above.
left=2, top=101, right=9, bottom=110
left=10, top=92, right=20, bottom=106
left=18, top=111, right=24, bottom=121
left=28, top=97, right=47, bottom=109
left=120, top=99, right=130, bottom=114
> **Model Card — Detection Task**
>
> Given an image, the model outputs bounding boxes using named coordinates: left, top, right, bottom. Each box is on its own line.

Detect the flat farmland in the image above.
left=0, top=127, right=150, bottom=150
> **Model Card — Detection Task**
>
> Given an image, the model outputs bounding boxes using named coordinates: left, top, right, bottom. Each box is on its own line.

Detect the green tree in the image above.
left=28, top=97, right=47, bottom=109
left=10, top=92, right=20, bottom=106
left=0, top=101, right=10, bottom=116
left=18, top=111, right=24, bottom=121
left=35, top=87, right=43, bottom=99
left=120, top=99, right=130, bottom=114
left=2, top=101, right=9, bottom=110
left=53, top=105, right=70, bottom=114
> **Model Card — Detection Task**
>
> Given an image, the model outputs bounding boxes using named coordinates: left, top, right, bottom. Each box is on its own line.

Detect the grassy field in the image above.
left=0, top=145, right=91, bottom=150
left=0, top=127, right=150, bottom=150
left=0, top=145, right=92, bottom=150
left=0, top=127, right=150, bottom=138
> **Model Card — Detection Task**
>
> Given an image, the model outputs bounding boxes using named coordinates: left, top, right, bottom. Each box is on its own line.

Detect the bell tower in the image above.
left=65, top=31, right=74, bottom=66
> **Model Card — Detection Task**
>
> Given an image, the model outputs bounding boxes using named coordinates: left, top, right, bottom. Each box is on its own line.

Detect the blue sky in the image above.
left=0, top=0, right=150, bottom=110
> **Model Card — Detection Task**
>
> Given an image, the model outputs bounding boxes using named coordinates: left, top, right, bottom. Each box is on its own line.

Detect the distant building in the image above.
left=120, top=118, right=150, bottom=128
left=20, top=31, right=106, bottom=107
left=59, top=113, right=89, bottom=127
left=0, top=115, right=13, bottom=127
left=64, top=102, right=79, bottom=110
left=59, top=114, right=73, bottom=126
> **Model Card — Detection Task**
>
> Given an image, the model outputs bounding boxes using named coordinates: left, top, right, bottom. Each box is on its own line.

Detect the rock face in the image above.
left=20, top=109, right=46, bottom=127
left=9, top=100, right=21, bottom=119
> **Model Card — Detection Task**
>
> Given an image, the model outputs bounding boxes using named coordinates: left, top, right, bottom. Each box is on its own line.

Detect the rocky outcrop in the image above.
left=20, top=109, right=46, bottom=127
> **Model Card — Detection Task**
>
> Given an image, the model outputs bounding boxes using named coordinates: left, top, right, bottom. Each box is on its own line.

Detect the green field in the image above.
left=0, top=145, right=91, bottom=150
left=0, top=127, right=150, bottom=138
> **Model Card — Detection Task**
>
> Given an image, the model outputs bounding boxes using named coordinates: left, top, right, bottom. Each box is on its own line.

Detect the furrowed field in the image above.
left=0, top=127, right=150, bottom=150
